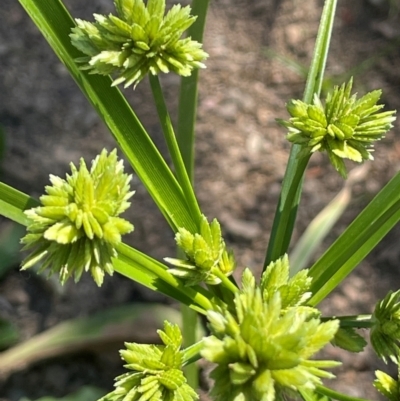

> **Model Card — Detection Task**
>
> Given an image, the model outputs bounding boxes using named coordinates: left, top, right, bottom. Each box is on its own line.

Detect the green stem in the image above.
left=322, top=315, right=373, bottom=329
left=149, top=74, right=202, bottom=226
left=181, top=296, right=199, bottom=387
left=172, top=0, right=210, bottom=384
left=264, top=0, right=337, bottom=269
left=302, top=0, right=338, bottom=103
left=212, top=269, right=239, bottom=294
left=177, top=0, right=210, bottom=179
left=182, top=339, right=204, bottom=367
left=265, top=154, right=310, bottom=265
left=316, top=385, right=373, bottom=401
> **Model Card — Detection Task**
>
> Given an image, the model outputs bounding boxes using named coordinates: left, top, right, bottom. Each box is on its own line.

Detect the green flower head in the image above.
left=202, top=261, right=340, bottom=401
left=101, top=321, right=198, bottom=401
left=371, top=290, right=400, bottom=363
left=21, top=149, right=134, bottom=286
left=70, top=0, right=208, bottom=88
left=164, top=215, right=236, bottom=286
left=279, top=78, right=396, bottom=178
left=374, top=368, right=400, bottom=401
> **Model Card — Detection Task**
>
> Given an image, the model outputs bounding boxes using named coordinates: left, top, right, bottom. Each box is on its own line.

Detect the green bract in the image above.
left=371, top=290, right=400, bottom=363
left=20, top=149, right=134, bottom=286
left=70, top=0, right=208, bottom=88
left=278, top=78, right=396, bottom=178
left=164, top=215, right=236, bottom=286
left=100, top=321, right=198, bottom=401
left=331, top=327, right=367, bottom=353
left=201, top=258, right=340, bottom=401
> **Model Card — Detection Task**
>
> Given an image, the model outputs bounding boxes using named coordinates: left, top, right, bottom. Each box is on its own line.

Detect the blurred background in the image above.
left=0, top=0, right=400, bottom=399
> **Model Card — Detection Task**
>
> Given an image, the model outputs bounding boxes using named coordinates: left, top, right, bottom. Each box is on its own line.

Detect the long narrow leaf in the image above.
left=28, top=387, right=106, bottom=401
left=113, top=257, right=205, bottom=314
left=0, top=182, right=38, bottom=225
left=0, top=222, right=27, bottom=278
left=0, top=303, right=182, bottom=379
left=17, top=0, right=198, bottom=234
left=0, top=318, right=19, bottom=350
left=290, top=165, right=368, bottom=274
left=290, top=185, right=350, bottom=275
left=309, top=170, right=400, bottom=305
left=116, top=243, right=214, bottom=313
left=264, top=0, right=337, bottom=267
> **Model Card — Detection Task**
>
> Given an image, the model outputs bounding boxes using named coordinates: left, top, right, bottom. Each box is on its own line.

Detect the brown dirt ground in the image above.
left=1, top=0, right=400, bottom=399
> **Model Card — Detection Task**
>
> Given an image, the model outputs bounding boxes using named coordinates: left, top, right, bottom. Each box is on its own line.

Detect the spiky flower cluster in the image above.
left=21, top=149, right=134, bottom=286
left=100, top=321, right=198, bottom=401
left=279, top=78, right=396, bottom=178
left=70, top=0, right=208, bottom=88
left=201, top=256, right=340, bottom=401
left=371, top=289, right=400, bottom=363
left=375, top=367, right=400, bottom=401
left=165, top=215, right=235, bottom=286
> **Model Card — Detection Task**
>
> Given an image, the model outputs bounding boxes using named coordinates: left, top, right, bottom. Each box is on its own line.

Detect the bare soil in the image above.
left=1, top=0, right=400, bottom=400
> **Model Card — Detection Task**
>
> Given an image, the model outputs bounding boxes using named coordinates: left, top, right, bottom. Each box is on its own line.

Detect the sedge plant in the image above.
left=1, top=0, right=400, bottom=400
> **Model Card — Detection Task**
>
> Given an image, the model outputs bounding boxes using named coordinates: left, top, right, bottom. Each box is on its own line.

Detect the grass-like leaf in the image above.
left=26, top=386, right=106, bottom=401
left=0, top=182, right=38, bottom=226
left=116, top=243, right=214, bottom=314
left=0, top=303, right=183, bottom=379
left=0, top=222, right=26, bottom=279
left=0, top=318, right=19, bottom=350
left=290, top=165, right=368, bottom=274
left=308, top=170, right=400, bottom=306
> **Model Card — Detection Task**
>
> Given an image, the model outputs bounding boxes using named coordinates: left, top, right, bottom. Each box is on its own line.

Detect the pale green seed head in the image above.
left=202, top=261, right=340, bottom=401
left=70, top=0, right=208, bottom=88
left=371, top=290, right=400, bottom=363
left=165, top=214, right=236, bottom=286
left=279, top=78, right=397, bottom=178
left=374, top=369, right=400, bottom=401
left=20, top=149, right=134, bottom=286
left=101, top=321, right=198, bottom=401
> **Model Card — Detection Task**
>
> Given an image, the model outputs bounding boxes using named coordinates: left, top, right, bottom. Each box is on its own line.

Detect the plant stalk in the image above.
left=176, top=0, right=211, bottom=390
left=264, top=0, right=337, bottom=268
left=149, top=74, right=202, bottom=227
left=316, top=385, right=373, bottom=401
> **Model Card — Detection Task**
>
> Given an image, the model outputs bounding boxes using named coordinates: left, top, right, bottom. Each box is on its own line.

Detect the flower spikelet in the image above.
left=202, top=267, right=340, bottom=401
left=278, top=77, right=396, bottom=178
left=20, top=149, right=134, bottom=286
left=374, top=368, right=400, bottom=401
left=164, top=215, right=236, bottom=286
left=100, top=321, right=198, bottom=401
left=70, top=0, right=208, bottom=88
left=371, top=290, right=400, bottom=363
left=261, top=254, right=313, bottom=310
